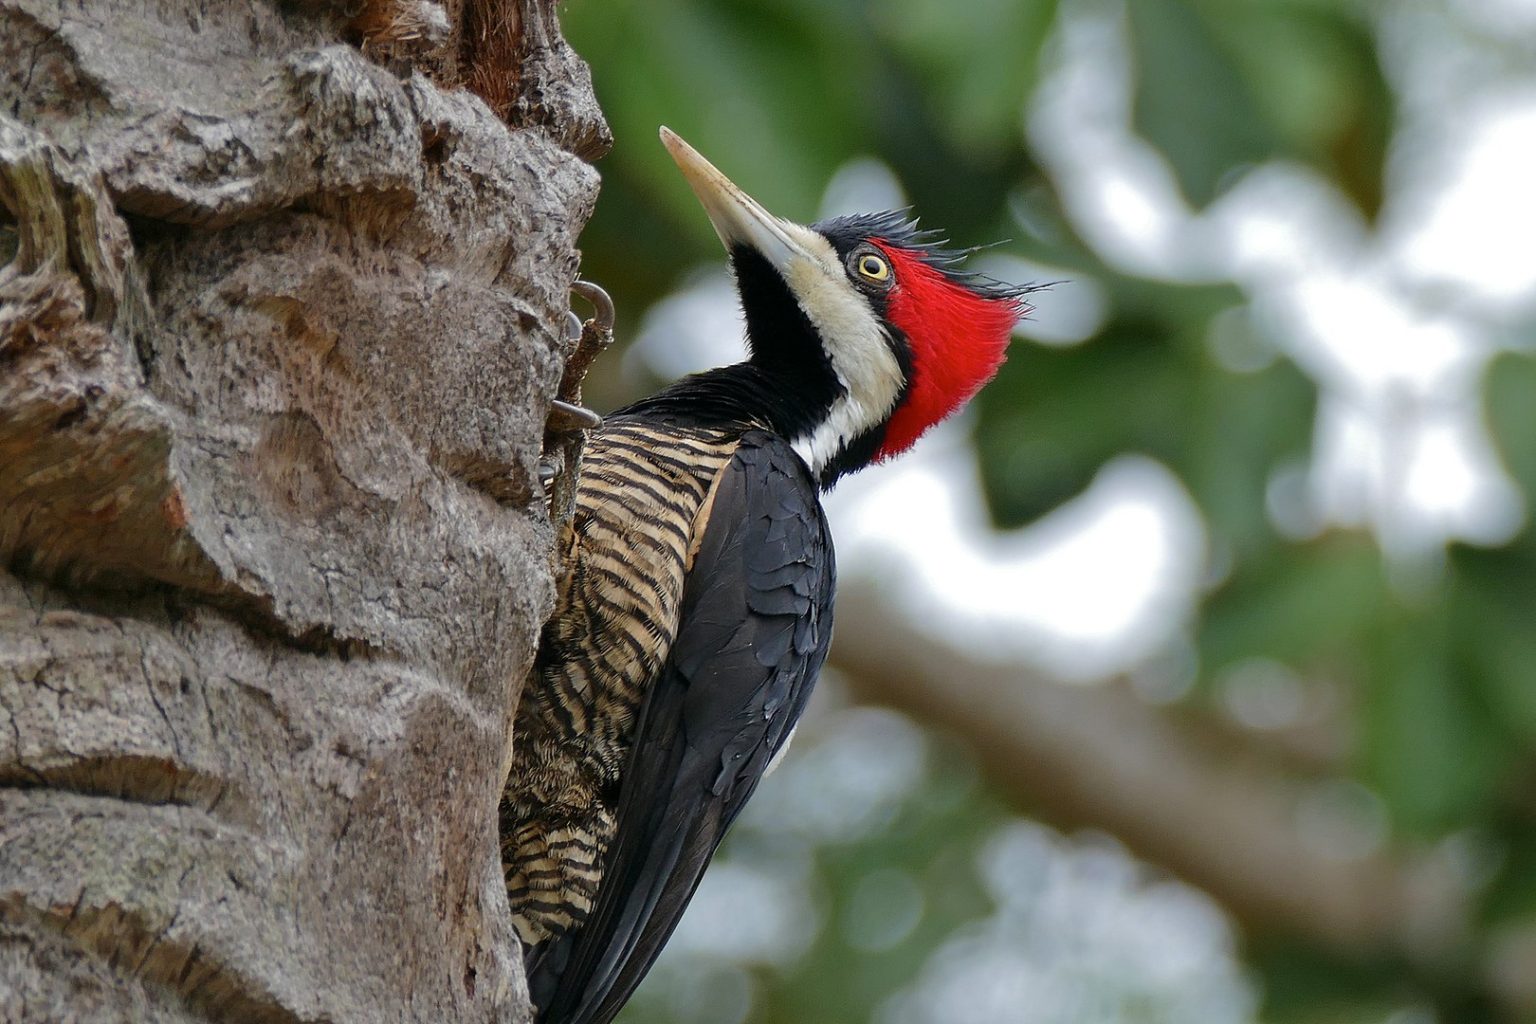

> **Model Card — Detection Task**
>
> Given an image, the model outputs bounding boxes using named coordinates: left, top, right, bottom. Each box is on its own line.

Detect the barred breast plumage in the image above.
left=501, top=418, right=741, bottom=949
left=497, top=127, right=1027, bottom=1024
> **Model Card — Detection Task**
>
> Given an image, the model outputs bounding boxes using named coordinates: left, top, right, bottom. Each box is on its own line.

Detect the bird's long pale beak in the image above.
left=660, top=126, right=812, bottom=272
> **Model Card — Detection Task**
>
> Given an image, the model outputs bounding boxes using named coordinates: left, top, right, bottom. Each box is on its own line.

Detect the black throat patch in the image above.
left=730, top=244, right=846, bottom=443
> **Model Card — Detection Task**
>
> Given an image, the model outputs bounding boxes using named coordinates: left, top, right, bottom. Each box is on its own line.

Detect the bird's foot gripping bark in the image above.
left=541, top=280, right=614, bottom=525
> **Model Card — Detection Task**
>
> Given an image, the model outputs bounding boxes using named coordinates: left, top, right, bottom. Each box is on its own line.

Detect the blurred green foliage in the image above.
left=559, top=0, right=1536, bottom=1020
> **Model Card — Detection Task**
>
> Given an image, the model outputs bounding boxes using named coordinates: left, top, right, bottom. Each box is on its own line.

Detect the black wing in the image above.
left=532, top=430, right=835, bottom=1024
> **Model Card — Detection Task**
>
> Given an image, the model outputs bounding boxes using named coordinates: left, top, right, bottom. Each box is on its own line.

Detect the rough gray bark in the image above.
left=0, top=1, right=604, bottom=1020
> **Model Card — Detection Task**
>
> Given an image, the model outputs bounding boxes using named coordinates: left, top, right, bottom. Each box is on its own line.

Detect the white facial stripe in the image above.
left=778, top=225, right=905, bottom=477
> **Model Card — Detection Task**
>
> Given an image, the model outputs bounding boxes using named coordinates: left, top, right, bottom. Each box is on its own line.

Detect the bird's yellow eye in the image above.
left=855, top=253, right=891, bottom=283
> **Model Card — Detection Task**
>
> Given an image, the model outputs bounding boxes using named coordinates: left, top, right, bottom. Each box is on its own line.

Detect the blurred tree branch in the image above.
left=829, top=576, right=1469, bottom=963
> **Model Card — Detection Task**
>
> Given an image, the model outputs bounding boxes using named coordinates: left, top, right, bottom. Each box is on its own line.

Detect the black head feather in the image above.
left=812, top=210, right=1042, bottom=303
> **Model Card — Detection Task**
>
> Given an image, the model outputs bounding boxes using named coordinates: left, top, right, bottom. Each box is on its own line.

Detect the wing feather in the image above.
left=535, top=431, right=834, bottom=1024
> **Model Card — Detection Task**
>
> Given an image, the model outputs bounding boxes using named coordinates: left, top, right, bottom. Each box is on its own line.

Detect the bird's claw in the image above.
left=570, top=280, right=615, bottom=335
left=547, top=399, right=603, bottom=432
left=541, top=280, right=617, bottom=527
left=558, top=281, right=616, bottom=398
left=543, top=280, right=614, bottom=439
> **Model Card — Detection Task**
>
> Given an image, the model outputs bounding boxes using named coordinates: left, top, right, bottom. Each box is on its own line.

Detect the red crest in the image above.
left=874, top=242, right=1029, bottom=461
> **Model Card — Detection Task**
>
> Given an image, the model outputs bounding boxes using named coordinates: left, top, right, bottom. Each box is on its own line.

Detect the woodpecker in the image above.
left=502, top=127, right=1034, bottom=1024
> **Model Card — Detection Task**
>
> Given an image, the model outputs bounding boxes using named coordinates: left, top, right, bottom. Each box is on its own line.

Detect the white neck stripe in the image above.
left=777, top=226, right=905, bottom=478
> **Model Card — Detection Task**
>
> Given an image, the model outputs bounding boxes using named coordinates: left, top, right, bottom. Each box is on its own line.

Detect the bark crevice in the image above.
left=0, top=0, right=606, bottom=1018
left=3, top=898, right=312, bottom=1024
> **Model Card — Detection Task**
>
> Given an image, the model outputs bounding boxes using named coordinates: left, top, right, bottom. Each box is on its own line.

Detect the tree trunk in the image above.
left=0, top=1, right=605, bottom=1020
